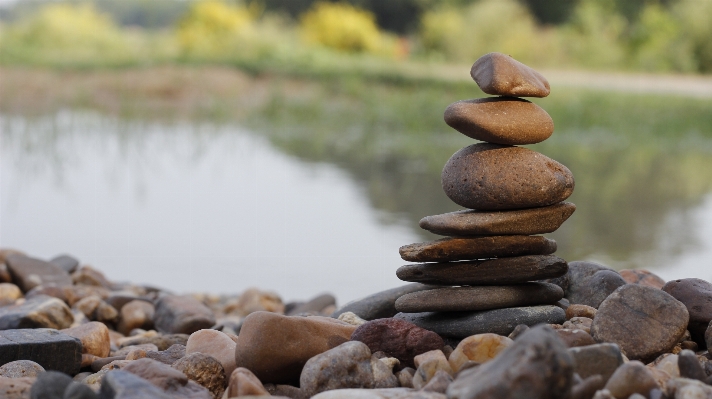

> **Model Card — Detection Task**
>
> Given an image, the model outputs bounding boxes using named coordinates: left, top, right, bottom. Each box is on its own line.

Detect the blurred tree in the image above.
left=520, top=0, right=580, bottom=24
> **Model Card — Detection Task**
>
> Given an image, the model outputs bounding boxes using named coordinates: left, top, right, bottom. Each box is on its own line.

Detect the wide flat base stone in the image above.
left=395, top=305, right=565, bottom=339
left=0, top=328, right=82, bottom=375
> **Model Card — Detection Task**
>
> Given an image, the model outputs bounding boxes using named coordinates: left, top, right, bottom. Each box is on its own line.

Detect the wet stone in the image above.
left=442, top=144, right=574, bottom=211
left=0, top=360, right=45, bottom=378
left=447, top=325, right=573, bottom=399
left=444, top=97, right=554, bottom=145
left=395, top=283, right=563, bottom=313
left=0, top=294, right=74, bottom=330
left=154, top=295, right=215, bottom=335
left=419, top=202, right=575, bottom=237
left=470, top=52, right=551, bottom=97
left=396, top=255, right=568, bottom=286
left=331, top=283, right=434, bottom=321
left=591, top=284, right=689, bottom=362
left=395, top=305, right=565, bottom=339
left=0, top=328, right=81, bottom=375
left=5, top=254, right=72, bottom=292
left=350, top=317, right=444, bottom=369
left=399, top=236, right=556, bottom=263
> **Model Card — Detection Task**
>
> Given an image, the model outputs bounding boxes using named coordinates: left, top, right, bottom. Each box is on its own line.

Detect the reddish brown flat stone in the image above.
left=442, top=144, right=574, bottom=211
left=619, top=269, right=665, bottom=289
left=444, top=98, right=553, bottom=145
left=470, top=52, right=550, bottom=97
left=420, top=202, right=575, bottom=236
left=396, top=255, right=568, bottom=286
left=399, top=235, right=556, bottom=262
left=395, top=283, right=563, bottom=313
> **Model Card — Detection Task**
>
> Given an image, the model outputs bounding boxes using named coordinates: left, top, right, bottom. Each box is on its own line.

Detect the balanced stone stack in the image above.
left=394, top=53, right=576, bottom=339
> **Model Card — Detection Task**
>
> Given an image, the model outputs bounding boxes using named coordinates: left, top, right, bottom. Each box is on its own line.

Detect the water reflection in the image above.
left=2, top=109, right=712, bottom=304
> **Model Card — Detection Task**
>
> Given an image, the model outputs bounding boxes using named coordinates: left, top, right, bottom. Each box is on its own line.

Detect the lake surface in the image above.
left=3, top=107, right=712, bottom=305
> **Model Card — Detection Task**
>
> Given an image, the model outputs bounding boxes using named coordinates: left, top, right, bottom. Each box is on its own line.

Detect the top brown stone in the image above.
left=470, top=52, right=550, bottom=98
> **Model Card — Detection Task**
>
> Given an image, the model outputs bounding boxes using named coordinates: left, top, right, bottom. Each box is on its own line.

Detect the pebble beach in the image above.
left=2, top=53, right=712, bottom=399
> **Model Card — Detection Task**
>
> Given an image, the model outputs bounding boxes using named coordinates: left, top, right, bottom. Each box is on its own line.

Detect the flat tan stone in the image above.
left=419, top=202, right=575, bottom=237
left=399, top=235, right=555, bottom=263
left=395, top=283, right=563, bottom=313
left=444, top=98, right=553, bottom=145
left=470, top=52, right=550, bottom=97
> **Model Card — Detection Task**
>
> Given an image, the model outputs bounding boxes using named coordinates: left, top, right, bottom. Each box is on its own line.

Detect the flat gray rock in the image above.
left=394, top=305, right=565, bottom=338
left=396, top=255, right=567, bottom=286
left=331, top=283, right=434, bottom=320
left=419, top=202, right=575, bottom=237
left=399, top=236, right=556, bottom=263
left=5, top=254, right=72, bottom=292
left=0, top=328, right=82, bottom=375
left=394, top=283, right=563, bottom=313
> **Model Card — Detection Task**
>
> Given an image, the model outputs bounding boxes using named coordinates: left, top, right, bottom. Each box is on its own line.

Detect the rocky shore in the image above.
left=3, top=54, right=712, bottom=399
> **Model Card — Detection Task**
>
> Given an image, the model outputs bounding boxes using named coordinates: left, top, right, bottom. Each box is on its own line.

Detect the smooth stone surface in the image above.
left=563, top=317, right=593, bottom=334
left=0, top=295, right=73, bottom=330
left=565, top=261, right=618, bottom=304
left=570, top=375, right=605, bottom=399
left=444, top=98, right=553, bottom=145
left=49, top=254, right=80, bottom=274
left=100, top=370, right=173, bottom=399
left=62, top=321, right=111, bottom=358
left=300, top=341, right=397, bottom=397
left=186, top=329, right=237, bottom=379
left=0, top=328, right=81, bottom=375
left=419, top=202, right=575, bottom=237
left=144, top=344, right=185, bottom=365
left=5, top=254, right=72, bottom=293
left=412, top=351, right=452, bottom=389
left=154, top=295, right=215, bottom=335
left=555, top=329, right=596, bottom=348
left=0, top=360, right=44, bottom=378
left=447, top=325, right=572, bottom=399
left=470, top=52, right=550, bottom=97
left=71, top=266, right=111, bottom=288
left=568, top=343, right=623, bottom=383
left=666, top=378, right=712, bottom=398
left=122, top=358, right=211, bottom=398
left=395, top=305, right=565, bottom=339
left=591, top=284, right=689, bottom=361
left=566, top=304, right=597, bottom=320
left=663, top=278, right=712, bottom=346
left=603, top=361, right=659, bottom=399
left=235, top=312, right=356, bottom=384
left=117, top=300, right=155, bottom=335
left=395, top=283, right=563, bottom=313
left=72, top=295, right=118, bottom=324
left=287, top=293, right=336, bottom=316
left=678, top=349, right=706, bottom=382
left=118, top=333, right=188, bottom=351
left=399, top=236, right=556, bottom=263
left=396, top=255, right=567, bottom=286
left=0, top=283, right=22, bottom=306
left=448, top=334, right=512, bottom=372
left=172, top=352, right=226, bottom=398
left=228, top=368, right=270, bottom=397
left=573, top=270, right=627, bottom=309
left=619, top=269, right=665, bottom=289
left=442, top=144, right=574, bottom=211
left=350, top=318, right=444, bottom=369
left=64, top=382, right=98, bottom=399
left=30, top=370, right=73, bottom=399
left=331, top=283, right=433, bottom=321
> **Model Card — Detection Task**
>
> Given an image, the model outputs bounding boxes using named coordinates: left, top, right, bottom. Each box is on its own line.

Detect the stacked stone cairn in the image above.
left=393, top=53, right=576, bottom=339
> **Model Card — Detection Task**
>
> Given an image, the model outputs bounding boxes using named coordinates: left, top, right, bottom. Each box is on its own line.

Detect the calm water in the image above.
left=3, top=110, right=712, bottom=304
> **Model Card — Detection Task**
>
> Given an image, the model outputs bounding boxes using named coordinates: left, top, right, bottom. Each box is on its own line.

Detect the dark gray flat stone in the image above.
left=49, top=254, right=80, bottom=274
left=394, top=283, right=563, bottom=313
left=396, top=255, right=567, bottom=286
left=5, top=254, right=72, bottom=292
left=0, top=328, right=82, bottom=375
left=331, top=283, right=434, bottom=320
left=395, top=305, right=565, bottom=338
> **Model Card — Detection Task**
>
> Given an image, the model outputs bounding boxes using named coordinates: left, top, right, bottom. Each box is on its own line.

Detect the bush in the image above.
left=177, top=0, right=254, bottom=57
left=0, top=3, right=136, bottom=66
left=299, top=2, right=391, bottom=55
left=628, top=4, right=695, bottom=73
left=674, top=0, right=712, bottom=73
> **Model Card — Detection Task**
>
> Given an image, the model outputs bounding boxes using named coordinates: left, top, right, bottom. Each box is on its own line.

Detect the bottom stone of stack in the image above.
left=394, top=305, right=565, bottom=339
left=394, top=282, right=563, bottom=313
